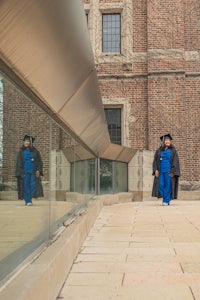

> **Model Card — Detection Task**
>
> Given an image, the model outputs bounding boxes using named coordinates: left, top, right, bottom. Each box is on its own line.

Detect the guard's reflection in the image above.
left=15, top=135, right=44, bottom=205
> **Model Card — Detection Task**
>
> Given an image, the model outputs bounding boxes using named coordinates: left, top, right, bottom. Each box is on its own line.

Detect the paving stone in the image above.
left=75, top=254, right=127, bottom=263
left=132, top=231, right=169, bottom=237
left=57, top=201, right=200, bottom=300
left=127, top=247, right=175, bottom=255
left=190, top=285, right=200, bottom=300
left=124, top=272, right=200, bottom=285
left=81, top=246, right=174, bottom=255
left=127, top=254, right=178, bottom=263
left=59, top=285, right=194, bottom=300
left=82, top=241, right=130, bottom=248
left=70, top=261, right=182, bottom=273
left=130, top=242, right=172, bottom=248
left=174, top=243, right=200, bottom=255
left=131, top=237, right=170, bottom=243
left=177, top=255, right=200, bottom=263
left=65, top=273, right=123, bottom=286
left=181, top=263, right=200, bottom=273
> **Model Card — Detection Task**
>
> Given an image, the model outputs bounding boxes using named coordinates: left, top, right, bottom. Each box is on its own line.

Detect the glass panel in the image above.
left=0, top=73, right=50, bottom=281
left=48, top=126, right=75, bottom=237
left=49, top=132, right=96, bottom=238
left=100, top=159, right=128, bottom=194
left=0, top=72, right=96, bottom=283
left=0, top=72, right=127, bottom=284
left=100, top=159, right=112, bottom=194
left=70, top=159, right=96, bottom=195
left=102, top=14, right=121, bottom=53
left=0, top=79, right=3, bottom=179
left=113, top=161, right=128, bottom=193
left=105, top=108, right=121, bottom=145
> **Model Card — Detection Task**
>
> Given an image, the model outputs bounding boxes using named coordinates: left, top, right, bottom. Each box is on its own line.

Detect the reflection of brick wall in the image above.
left=2, top=79, right=61, bottom=184
left=83, top=0, right=200, bottom=182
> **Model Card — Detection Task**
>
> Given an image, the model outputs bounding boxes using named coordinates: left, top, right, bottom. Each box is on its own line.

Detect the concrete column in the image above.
left=128, top=149, right=154, bottom=201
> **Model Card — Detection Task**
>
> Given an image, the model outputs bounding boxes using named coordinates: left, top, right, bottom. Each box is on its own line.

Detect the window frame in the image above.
left=104, top=106, right=122, bottom=145
left=102, top=13, right=121, bottom=54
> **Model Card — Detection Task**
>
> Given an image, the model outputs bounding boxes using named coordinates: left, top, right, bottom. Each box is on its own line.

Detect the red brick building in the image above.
left=1, top=0, right=199, bottom=192
left=83, top=0, right=200, bottom=186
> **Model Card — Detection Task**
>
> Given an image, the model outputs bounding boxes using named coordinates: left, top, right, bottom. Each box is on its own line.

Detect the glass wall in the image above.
left=70, top=159, right=96, bottom=194
left=0, top=73, right=96, bottom=284
left=0, top=72, right=128, bottom=285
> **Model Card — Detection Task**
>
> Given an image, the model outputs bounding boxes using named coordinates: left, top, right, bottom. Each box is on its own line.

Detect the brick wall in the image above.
left=132, top=0, right=147, bottom=52
left=84, top=0, right=200, bottom=182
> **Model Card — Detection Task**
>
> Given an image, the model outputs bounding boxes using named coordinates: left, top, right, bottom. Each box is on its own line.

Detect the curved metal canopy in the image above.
left=0, top=0, right=135, bottom=162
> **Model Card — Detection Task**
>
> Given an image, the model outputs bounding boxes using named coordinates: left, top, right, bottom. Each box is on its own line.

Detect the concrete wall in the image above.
left=128, top=150, right=154, bottom=201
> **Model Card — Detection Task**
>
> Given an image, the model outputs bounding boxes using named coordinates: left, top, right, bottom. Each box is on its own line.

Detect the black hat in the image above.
left=23, top=135, right=35, bottom=143
left=160, top=134, right=172, bottom=141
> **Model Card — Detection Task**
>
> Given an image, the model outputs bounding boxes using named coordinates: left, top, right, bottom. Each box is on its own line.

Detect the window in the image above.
left=102, top=13, right=121, bottom=53
left=104, top=108, right=121, bottom=145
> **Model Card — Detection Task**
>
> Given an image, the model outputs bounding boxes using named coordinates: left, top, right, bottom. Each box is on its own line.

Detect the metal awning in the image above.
left=0, top=0, right=135, bottom=163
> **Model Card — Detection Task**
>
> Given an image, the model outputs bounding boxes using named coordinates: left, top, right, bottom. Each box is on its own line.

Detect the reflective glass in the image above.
left=100, top=159, right=128, bottom=194
left=70, top=159, right=96, bottom=195
left=100, top=159, right=112, bottom=194
left=0, top=74, right=50, bottom=281
left=113, top=161, right=128, bottom=193
left=50, top=138, right=96, bottom=236
left=0, top=72, right=96, bottom=283
left=0, top=73, right=128, bottom=284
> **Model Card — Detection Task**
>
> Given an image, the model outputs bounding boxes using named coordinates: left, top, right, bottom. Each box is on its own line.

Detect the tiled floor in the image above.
left=57, top=200, right=200, bottom=300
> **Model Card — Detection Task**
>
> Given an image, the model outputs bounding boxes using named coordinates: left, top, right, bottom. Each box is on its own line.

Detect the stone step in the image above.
left=178, top=191, right=200, bottom=200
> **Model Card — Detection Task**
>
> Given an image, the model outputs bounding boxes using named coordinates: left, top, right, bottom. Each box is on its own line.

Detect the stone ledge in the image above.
left=178, top=191, right=200, bottom=201
left=96, top=192, right=134, bottom=205
left=179, top=181, right=200, bottom=191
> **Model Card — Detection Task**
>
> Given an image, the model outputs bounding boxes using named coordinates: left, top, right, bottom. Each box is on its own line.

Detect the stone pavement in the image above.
left=57, top=200, right=200, bottom=300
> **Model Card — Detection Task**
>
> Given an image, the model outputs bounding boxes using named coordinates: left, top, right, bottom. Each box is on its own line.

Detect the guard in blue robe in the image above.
left=152, top=134, right=180, bottom=205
